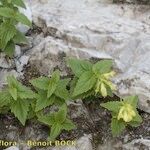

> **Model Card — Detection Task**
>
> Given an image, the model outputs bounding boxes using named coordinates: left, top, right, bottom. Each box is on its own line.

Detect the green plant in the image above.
left=30, top=71, right=76, bottom=139
left=101, top=95, right=142, bottom=136
left=30, top=71, right=70, bottom=112
left=67, top=58, right=116, bottom=99
left=0, top=0, right=32, bottom=56
left=0, top=58, right=143, bottom=140
left=0, top=76, right=35, bottom=125
left=38, top=104, right=76, bottom=140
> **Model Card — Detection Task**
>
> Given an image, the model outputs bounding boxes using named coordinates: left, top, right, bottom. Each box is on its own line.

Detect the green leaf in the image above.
left=11, top=0, right=26, bottom=8
left=73, top=71, right=96, bottom=97
left=9, top=87, right=17, bottom=101
left=55, top=104, right=67, bottom=124
left=30, top=77, right=49, bottom=90
left=123, top=95, right=138, bottom=108
left=67, top=58, right=92, bottom=77
left=38, top=113, right=55, bottom=126
left=47, top=71, right=60, bottom=98
left=92, top=60, right=113, bottom=74
left=7, top=76, right=18, bottom=88
left=15, top=12, right=32, bottom=27
left=0, top=90, right=12, bottom=107
left=111, top=118, right=126, bottom=136
left=7, top=76, right=36, bottom=99
left=35, top=91, right=55, bottom=112
left=128, top=121, right=141, bottom=127
left=18, top=85, right=36, bottom=99
left=129, top=110, right=142, bottom=127
left=54, top=79, right=70, bottom=100
left=53, top=96, right=66, bottom=106
left=0, top=22, right=16, bottom=49
left=0, top=7, right=14, bottom=18
left=4, top=41, right=15, bottom=57
left=100, top=101, right=122, bottom=113
left=10, top=99, right=29, bottom=125
left=13, top=30, right=28, bottom=44
left=72, top=89, right=95, bottom=100
left=49, top=123, right=62, bottom=140
left=62, top=119, right=76, bottom=131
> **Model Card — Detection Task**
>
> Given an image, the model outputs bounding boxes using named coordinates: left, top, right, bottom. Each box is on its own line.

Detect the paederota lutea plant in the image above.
left=67, top=58, right=116, bottom=99
left=0, top=58, right=142, bottom=139
left=101, top=95, right=142, bottom=136
left=0, top=0, right=31, bottom=56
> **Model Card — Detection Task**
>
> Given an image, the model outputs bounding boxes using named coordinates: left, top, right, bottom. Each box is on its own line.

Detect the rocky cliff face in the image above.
left=0, top=1, right=150, bottom=149
left=24, top=0, right=150, bottom=113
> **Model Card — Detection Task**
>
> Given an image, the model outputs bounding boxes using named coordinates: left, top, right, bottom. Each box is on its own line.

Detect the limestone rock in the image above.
left=26, top=0, right=150, bottom=113
left=123, top=139, right=150, bottom=150
left=4, top=146, right=19, bottom=150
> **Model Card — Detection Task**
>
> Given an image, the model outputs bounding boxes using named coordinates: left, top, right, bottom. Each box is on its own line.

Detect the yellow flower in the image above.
left=103, top=71, right=116, bottom=79
left=95, top=81, right=101, bottom=94
left=101, top=83, right=107, bottom=97
left=117, top=103, right=136, bottom=122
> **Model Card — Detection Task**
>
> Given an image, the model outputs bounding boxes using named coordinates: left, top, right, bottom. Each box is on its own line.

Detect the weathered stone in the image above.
left=26, top=0, right=150, bottom=113
left=4, top=146, right=19, bottom=150
left=123, top=139, right=150, bottom=150
left=0, top=54, right=15, bottom=69
left=113, top=0, right=150, bottom=4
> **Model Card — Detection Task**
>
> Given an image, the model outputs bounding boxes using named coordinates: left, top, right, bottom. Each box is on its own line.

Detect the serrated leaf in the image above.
left=0, top=22, right=16, bottom=49
left=4, top=41, right=15, bottom=57
left=111, top=118, right=126, bottom=136
left=10, top=99, right=29, bottom=125
left=67, top=58, right=92, bottom=77
left=9, top=87, right=17, bottom=101
left=7, top=76, right=36, bottom=99
left=35, top=91, right=55, bottom=112
left=13, top=30, right=28, bottom=44
left=62, top=119, right=76, bottom=131
left=0, top=90, right=12, bottom=107
left=49, top=123, right=62, bottom=140
left=47, top=71, right=60, bottom=98
left=11, top=0, right=26, bottom=8
left=100, top=101, right=122, bottom=113
left=7, top=76, right=18, bottom=88
left=30, top=77, right=49, bottom=90
left=129, top=110, right=142, bottom=127
left=15, top=12, right=32, bottom=27
left=18, top=85, right=36, bottom=99
left=53, top=96, right=66, bottom=106
left=123, top=95, right=138, bottom=108
left=55, top=104, right=67, bottom=124
left=92, top=60, right=113, bottom=75
left=73, top=71, right=96, bottom=97
left=72, top=89, right=95, bottom=100
left=0, top=7, right=14, bottom=18
left=38, top=113, right=55, bottom=126
left=54, top=79, right=70, bottom=100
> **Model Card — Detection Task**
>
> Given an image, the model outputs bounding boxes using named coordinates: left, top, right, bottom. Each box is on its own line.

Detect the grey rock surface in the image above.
left=4, top=146, right=19, bottom=150
left=123, top=139, right=150, bottom=150
left=26, top=0, right=150, bottom=113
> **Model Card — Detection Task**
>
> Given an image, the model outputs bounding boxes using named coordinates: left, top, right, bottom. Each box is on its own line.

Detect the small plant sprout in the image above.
left=101, top=95, right=142, bottom=136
